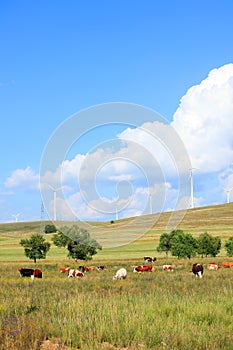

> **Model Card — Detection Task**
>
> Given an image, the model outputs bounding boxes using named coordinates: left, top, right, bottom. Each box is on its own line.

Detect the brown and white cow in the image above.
left=222, top=261, right=233, bottom=268
left=133, top=265, right=155, bottom=273
left=162, top=264, right=173, bottom=272
left=144, top=256, right=156, bottom=263
left=68, top=269, right=84, bottom=278
left=192, top=263, right=203, bottom=278
left=208, top=262, right=220, bottom=270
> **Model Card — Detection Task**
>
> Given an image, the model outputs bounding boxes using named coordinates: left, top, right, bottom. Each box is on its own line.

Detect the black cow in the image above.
left=144, top=256, right=156, bottom=263
left=192, top=263, right=203, bottom=278
left=18, top=268, right=42, bottom=280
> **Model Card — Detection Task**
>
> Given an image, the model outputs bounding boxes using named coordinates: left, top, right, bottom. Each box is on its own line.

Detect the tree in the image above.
left=44, top=223, right=57, bottom=234
left=52, top=225, right=102, bottom=261
left=170, top=230, right=198, bottom=259
left=156, top=230, right=187, bottom=257
left=225, top=237, right=233, bottom=256
left=197, top=232, right=221, bottom=257
left=20, top=234, right=51, bottom=263
left=156, top=232, right=172, bottom=257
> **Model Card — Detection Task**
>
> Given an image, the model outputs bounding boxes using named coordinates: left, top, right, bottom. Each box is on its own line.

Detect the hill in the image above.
left=0, top=202, right=232, bottom=261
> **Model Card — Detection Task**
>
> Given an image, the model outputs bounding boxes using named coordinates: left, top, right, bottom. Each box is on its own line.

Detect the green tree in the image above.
left=52, top=225, right=102, bottom=261
left=157, top=230, right=187, bottom=257
left=225, top=237, right=233, bottom=256
left=44, top=223, right=57, bottom=234
left=156, top=232, right=172, bottom=257
left=20, top=234, right=51, bottom=263
left=197, top=232, right=221, bottom=257
left=170, top=231, right=198, bottom=259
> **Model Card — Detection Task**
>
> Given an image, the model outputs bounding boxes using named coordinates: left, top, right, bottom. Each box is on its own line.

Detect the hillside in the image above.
left=0, top=202, right=232, bottom=261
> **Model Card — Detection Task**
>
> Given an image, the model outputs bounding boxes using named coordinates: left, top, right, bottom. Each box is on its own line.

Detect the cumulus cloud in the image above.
left=5, top=166, right=39, bottom=191
left=172, top=63, right=233, bottom=172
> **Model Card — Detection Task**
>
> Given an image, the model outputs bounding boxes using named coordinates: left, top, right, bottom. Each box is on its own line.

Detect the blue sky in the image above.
left=1, top=0, right=233, bottom=224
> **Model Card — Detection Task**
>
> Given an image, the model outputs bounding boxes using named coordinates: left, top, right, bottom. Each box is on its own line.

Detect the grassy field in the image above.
left=0, top=259, right=233, bottom=350
left=0, top=203, right=233, bottom=349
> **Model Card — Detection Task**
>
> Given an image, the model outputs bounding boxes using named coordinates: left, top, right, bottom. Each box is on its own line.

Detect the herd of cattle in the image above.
left=17, top=257, right=233, bottom=281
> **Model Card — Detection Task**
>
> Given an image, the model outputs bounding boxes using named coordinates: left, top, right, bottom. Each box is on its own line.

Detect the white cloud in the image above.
left=172, top=63, right=233, bottom=172
left=5, top=166, right=39, bottom=191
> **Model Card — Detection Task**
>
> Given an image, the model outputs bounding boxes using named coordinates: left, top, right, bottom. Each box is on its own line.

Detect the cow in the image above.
left=192, top=263, right=203, bottom=278
left=222, top=261, right=233, bottom=268
left=96, top=265, right=105, bottom=270
left=59, top=267, right=70, bottom=273
left=79, top=266, right=95, bottom=273
left=144, top=256, right=156, bottom=263
left=113, top=268, right=127, bottom=280
left=68, top=269, right=84, bottom=278
left=18, top=268, right=42, bottom=280
left=133, top=265, right=155, bottom=273
left=208, top=262, right=220, bottom=270
left=163, top=264, right=173, bottom=271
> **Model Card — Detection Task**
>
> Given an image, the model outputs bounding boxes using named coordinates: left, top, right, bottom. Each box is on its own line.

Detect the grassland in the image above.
left=0, top=202, right=233, bottom=261
left=0, top=203, right=233, bottom=349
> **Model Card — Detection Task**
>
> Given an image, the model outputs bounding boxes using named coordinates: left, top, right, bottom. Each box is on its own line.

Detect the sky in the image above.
left=1, top=0, right=233, bottom=225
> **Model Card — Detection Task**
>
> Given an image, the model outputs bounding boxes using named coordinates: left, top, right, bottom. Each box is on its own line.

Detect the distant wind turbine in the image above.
left=48, top=185, right=63, bottom=221
left=115, top=207, right=119, bottom=221
left=224, top=187, right=233, bottom=204
left=189, top=168, right=196, bottom=209
left=12, top=213, right=20, bottom=222
left=149, top=192, right=153, bottom=214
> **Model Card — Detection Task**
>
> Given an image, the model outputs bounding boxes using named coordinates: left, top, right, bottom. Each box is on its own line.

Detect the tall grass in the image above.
left=0, top=260, right=233, bottom=349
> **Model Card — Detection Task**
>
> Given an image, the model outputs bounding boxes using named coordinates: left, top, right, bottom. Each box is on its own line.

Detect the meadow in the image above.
left=0, top=203, right=233, bottom=349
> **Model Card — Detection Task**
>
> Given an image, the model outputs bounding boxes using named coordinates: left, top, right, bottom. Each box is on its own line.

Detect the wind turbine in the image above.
left=189, top=168, right=196, bottom=209
left=115, top=207, right=119, bottom=221
left=149, top=192, right=153, bottom=215
left=48, top=185, right=63, bottom=221
left=12, top=213, right=20, bottom=222
left=224, top=187, right=233, bottom=204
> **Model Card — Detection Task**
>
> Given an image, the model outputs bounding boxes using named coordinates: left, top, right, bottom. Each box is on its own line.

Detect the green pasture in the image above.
left=0, top=259, right=233, bottom=350
left=0, top=203, right=233, bottom=349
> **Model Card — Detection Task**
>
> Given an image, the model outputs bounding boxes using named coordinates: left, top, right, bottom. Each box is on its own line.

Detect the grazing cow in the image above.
left=96, top=265, right=105, bottom=270
left=79, top=266, right=94, bottom=273
left=144, top=256, right=156, bottom=263
left=133, top=265, right=155, bottom=273
left=59, top=267, right=70, bottom=273
left=192, top=263, right=204, bottom=278
left=18, top=268, right=42, bottom=280
left=163, top=264, right=173, bottom=271
left=113, top=268, right=127, bottom=280
left=68, top=269, right=84, bottom=278
left=222, top=261, right=233, bottom=268
left=208, top=263, right=220, bottom=270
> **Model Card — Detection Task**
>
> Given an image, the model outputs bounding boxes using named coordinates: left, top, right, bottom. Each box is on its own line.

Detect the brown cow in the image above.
left=222, top=261, right=233, bottom=268
left=133, top=265, right=155, bottom=273
left=192, top=263, right=203, bottom=278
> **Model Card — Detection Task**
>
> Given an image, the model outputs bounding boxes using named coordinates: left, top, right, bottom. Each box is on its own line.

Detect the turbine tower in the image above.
left=48, top=185, right=63, bottom=221
left=189, top=168, right=196, bottom=209
left=224, top=187, right=233, bottom=204
left=12, top=213, right=20, bottom=222
left=149, top=192, right=153, bottom=215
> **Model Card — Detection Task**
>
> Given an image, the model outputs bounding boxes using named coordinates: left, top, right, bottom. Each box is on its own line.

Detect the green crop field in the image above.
left=0, top=203, right=233, bottom=349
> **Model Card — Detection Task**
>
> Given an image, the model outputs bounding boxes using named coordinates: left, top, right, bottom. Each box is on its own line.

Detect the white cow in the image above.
left=113, top=268, right=127, bottom=280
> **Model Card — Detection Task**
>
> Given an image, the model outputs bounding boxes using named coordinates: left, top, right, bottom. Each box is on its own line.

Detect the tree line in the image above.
left=19, top=225, right=233, bottom=263
left=157, top=229, right=233, bottom=259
